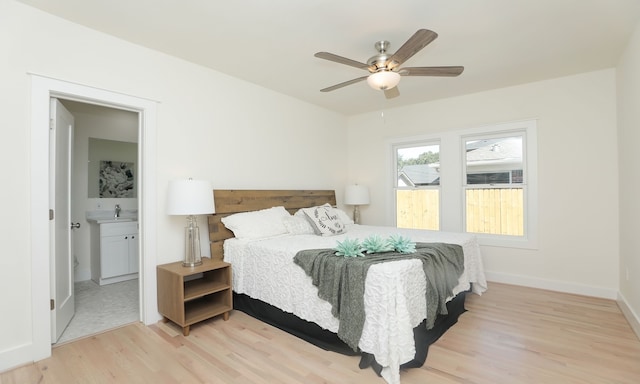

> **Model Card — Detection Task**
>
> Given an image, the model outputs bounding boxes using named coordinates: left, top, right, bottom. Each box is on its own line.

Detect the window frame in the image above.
left=463, top=130, right=526, bottom=239
left=393, top=140, right=442, bottom=230
left=388, top=120, right=538, bottom=249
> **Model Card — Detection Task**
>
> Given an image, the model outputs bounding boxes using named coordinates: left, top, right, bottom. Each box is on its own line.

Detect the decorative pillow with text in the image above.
left=300, top=204, right=346, bottom=236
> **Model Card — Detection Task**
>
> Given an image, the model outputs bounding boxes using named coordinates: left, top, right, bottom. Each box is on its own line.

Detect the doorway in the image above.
left=29, top=75, right=161, bottom=362
left=55, top=99, right=140, bottom=344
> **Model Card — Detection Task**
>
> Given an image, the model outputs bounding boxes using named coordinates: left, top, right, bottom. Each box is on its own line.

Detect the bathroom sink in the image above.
left=86, top=210, right=138, bottom=223
left=94, top=217, right=136, bottom=224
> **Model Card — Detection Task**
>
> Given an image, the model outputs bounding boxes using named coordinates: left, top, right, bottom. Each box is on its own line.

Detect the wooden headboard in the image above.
left=207, top=189, right=337, bottom=260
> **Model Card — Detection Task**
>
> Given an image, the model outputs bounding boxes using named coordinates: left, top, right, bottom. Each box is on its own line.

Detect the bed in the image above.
left=207, top=189, right=487, bottom=384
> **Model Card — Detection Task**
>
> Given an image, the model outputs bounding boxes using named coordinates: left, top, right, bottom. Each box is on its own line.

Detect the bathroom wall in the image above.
left=87, top=138, right=138, bottom=198
left=63, top=100, right=138, bottom=281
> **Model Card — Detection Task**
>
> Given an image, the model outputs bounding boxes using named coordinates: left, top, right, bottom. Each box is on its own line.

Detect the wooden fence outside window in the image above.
left=396, top=188, right=524, bottom=235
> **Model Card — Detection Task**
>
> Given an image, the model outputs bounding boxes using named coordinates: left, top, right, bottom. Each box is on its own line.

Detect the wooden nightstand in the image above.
left=157, top=258, right=232, bottom=336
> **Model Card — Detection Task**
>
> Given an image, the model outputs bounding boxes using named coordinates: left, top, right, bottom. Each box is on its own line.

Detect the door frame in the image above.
left=30, top=74, right=161, bottom=362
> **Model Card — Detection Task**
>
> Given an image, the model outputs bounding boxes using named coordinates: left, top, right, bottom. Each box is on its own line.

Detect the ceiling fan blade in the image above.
left=320, top=76, right=368, bottom=92
left=400, top=66, right=464, bottom=77
left=387, top=29, right=438, bottom=68
left=384, top=86, right=400, bottom=99
left=314, top=52, right=370, bottom=70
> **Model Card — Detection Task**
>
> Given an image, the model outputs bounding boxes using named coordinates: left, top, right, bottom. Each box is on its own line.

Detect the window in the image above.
left=390, top=120, right=537, bottom=249
left=464, top=134, right=524, bottom=236
left=394, top=143, right=440, bottom=230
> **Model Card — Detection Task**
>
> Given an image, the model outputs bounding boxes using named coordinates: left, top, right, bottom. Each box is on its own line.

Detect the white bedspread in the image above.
left=224, top=225, right=487, bottom=384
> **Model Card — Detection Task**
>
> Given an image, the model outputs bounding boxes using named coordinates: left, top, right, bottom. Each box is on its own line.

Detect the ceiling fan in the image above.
left=314, top=29, right=464, bottom=99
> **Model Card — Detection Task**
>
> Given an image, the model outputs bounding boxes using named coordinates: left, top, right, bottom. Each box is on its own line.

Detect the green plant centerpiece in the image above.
left=334, top=238, right=365, bottom=257
left=361, top=235, right=392, bottom=254
left=388, top=234, right=417, bottom=254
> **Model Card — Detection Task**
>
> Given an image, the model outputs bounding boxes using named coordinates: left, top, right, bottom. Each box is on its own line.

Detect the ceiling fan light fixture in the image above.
left=316, top=29, right=461, bottom=95
left=367, top=70, right=400, bottom=91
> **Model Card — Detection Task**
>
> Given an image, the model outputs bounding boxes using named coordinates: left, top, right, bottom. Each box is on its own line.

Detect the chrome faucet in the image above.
left=114, top=204, right=121, bottom=218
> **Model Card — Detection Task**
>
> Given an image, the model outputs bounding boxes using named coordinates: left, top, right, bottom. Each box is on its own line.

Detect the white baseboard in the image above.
left=617, top=292, right=640, bottom=340
left=484, top=271, right=618, bottom=299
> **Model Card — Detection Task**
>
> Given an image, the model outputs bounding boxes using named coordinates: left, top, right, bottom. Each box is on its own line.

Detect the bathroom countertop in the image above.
left=86, top=209, right=138, bottom=224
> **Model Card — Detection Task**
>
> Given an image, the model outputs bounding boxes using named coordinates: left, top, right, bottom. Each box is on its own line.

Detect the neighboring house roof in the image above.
left=398, top=137, right=522, bottom=186
left=466, top=137, right=522, bottom=164
left=398, top=164, right=440, bottom=186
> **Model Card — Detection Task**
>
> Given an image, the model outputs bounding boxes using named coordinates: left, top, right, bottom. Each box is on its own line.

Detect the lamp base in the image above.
left=183, top=215, right=203, bottom=267
left=182, top=260, right=203, bottom=267
left=353, top=205, right=361, bottom=224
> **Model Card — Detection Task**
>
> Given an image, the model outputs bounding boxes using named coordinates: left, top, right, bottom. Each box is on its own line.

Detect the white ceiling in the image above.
left=17, top=0, right=640, bottom=116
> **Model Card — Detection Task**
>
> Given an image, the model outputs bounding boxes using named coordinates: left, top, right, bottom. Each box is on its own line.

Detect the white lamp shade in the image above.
left=367, top=71, right=401, bottom=90
left=344, top=185, right=370, bottom=205
left=166, top=179, right=215, bottom=215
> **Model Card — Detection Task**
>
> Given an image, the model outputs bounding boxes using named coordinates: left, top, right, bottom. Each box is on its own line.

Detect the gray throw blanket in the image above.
left=293, top=242, right=464, bottom=351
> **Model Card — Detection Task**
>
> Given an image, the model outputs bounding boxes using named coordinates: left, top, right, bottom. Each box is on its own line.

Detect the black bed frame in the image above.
left=233, top=291, right=467, bottom=376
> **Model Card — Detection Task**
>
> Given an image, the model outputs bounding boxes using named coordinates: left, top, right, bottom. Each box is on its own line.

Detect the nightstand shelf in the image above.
left=157, top=258, right=232, bottom=336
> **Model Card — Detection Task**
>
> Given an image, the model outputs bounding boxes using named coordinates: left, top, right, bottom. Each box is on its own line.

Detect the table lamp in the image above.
left=166, top=179, right=215, bottom=267
left=344, top=184, right=370, bottom=224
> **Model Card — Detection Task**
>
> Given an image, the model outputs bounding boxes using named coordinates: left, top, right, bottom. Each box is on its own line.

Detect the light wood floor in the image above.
left=2, top=282, right=640, bottom=384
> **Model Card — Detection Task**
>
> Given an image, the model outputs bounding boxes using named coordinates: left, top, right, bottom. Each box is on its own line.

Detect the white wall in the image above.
left=347, top=69, right=620, bottom=298
left=0, top=1, right=347, bottom=371
left=617, top=19, right=640, bottom=335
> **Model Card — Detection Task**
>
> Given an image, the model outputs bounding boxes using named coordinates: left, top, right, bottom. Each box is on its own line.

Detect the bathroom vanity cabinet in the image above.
left=90, top=221, right=139, bottom=285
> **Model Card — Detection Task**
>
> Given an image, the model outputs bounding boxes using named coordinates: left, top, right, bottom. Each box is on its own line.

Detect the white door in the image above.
left=50, top=98, right=76, bottom=343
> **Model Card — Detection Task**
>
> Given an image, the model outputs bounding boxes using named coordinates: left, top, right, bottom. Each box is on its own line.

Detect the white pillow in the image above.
left=300, top=204, right=346, bottom=236
left=221, top=206, right=290, bottom=240
left=282, top=216, right=315, bottom=235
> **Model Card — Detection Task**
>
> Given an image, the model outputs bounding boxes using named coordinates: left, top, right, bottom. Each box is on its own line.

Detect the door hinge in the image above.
left=50, top=299, right=55, bottom=310
left=49, top=209, right=54, bottom=220
left=49, top=118, right=55, bottom=130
